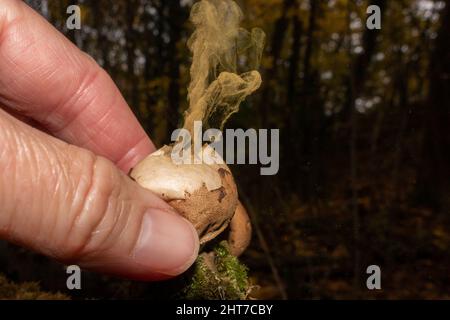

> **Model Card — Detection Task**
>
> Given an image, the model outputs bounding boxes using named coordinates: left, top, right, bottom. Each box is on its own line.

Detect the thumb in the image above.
left=0, top=109, right=199, bottom=280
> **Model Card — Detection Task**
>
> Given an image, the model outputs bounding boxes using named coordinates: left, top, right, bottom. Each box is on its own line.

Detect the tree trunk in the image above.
left=418, top=4, right=450, bottom=209
left=260, top=0, right=296, bottom=127
left=166, top=1, right=184, bottom=137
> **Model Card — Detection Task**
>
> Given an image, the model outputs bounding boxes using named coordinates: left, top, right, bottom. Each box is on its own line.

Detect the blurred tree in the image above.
left=418, top=1, right=450, bottom=210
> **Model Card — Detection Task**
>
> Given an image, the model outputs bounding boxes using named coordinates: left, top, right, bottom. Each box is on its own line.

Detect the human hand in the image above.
left=0, top=0, right=199, bottom=280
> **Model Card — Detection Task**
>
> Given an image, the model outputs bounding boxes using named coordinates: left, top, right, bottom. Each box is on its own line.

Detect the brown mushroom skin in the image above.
left=130, top=145, right=238, bottom=244
left=166, top=167, right=238, bottom=244
left=228, top=201, right=252, bottom=256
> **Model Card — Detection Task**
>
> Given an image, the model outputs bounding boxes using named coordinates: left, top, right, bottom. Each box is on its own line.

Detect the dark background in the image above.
left=1, top=0, right=449, bottom=299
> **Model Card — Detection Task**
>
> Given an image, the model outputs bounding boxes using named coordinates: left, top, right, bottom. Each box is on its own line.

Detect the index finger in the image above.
left=0, top=0, right=155, bottom=172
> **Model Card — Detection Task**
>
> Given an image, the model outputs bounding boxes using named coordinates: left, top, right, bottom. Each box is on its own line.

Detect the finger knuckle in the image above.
left=60, top=152, right=126, bottom=263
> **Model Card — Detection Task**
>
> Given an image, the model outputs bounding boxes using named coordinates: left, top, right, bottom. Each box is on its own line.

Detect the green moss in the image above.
left=0, top=243, right=251, bottom=300
left=0, top=274, right=69, bottom=300
left=184, top=241, right=249, bottom=300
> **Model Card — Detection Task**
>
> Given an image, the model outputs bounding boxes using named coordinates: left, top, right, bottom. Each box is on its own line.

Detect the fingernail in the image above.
left=133, top=208, right=199, bottom=276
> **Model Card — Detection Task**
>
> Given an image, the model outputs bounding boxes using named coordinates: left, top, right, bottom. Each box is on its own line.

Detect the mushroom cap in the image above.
left=130, top=144, right=238, bottom=244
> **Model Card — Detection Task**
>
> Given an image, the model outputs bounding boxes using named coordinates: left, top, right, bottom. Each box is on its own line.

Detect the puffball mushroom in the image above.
left=228, top=201, right=252, bottom=257
left=130, top=144, right=239, bottom=245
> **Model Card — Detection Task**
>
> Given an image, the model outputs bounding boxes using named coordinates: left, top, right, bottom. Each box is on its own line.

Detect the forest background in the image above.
left=1, top=0, right=449, bottom=299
